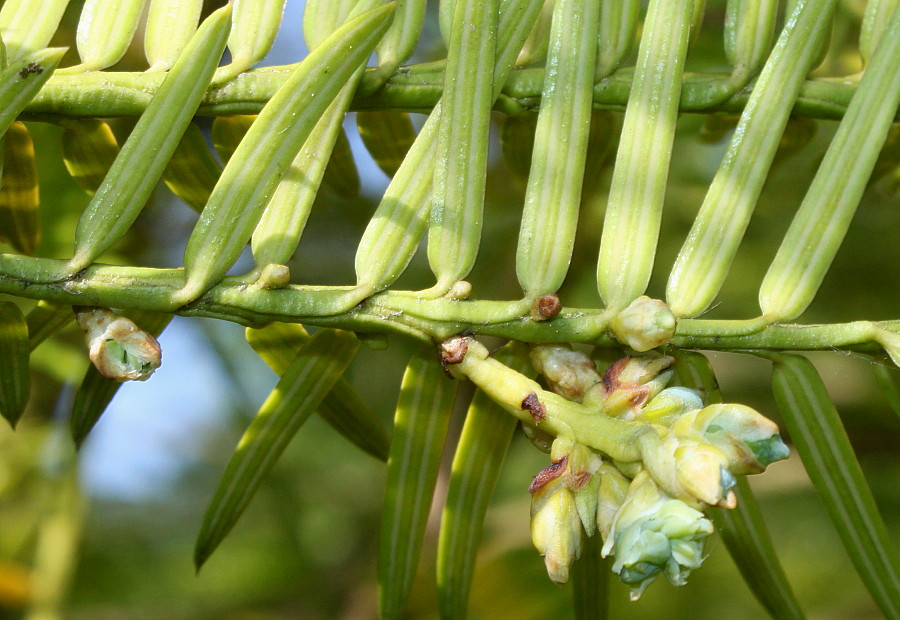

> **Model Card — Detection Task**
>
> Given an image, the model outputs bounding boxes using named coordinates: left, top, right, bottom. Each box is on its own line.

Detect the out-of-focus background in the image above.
left=1, top=0, right=898, bottom=618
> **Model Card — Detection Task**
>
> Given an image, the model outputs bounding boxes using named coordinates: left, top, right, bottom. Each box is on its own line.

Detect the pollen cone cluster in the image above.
left=443, top=337, right=789, bottom=598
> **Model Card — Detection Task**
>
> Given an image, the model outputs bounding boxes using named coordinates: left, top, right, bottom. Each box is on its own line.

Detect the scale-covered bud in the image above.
left=583, top=355, right=675, bottom=419
left=609, top=296, right=677, bottom=352
left=638, top=386, right=705, bottom=426
left=528, top=437, right=604, bottom=582
left=530, top=472, right=583, bottom=584
left=530, top=344, right=602, bottom=401
left=565, top=442, right=604, bottom=536
left=74, top=307, right=161, bottom=381
left=672, top=438, right=737, bottom=508
left=638, top=431, right=736, bottom=508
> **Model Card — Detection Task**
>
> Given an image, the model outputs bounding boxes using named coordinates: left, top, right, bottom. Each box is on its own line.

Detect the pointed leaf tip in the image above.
left=0, top=302, right=30, bottom=428
left=194, top=329, right=359, bottom=567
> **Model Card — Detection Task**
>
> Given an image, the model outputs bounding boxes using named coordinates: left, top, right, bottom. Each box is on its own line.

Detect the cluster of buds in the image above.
left=527, top=435, right=718, bottom=598
left=440, top=336, right=789, bottom=599
left=600, top=469, right=712, bottom=598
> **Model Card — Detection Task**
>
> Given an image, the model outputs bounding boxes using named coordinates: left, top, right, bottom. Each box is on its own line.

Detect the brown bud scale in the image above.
left=530, top=294, right=562, bottom=321
left=521, top=391, right=547, bottom=424
left=529, top=456, right=568, bottom=493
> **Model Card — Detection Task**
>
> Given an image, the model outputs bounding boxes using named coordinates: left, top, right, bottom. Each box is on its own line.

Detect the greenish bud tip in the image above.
left=720, top=466, right=737, bottom=497
left=619, top=561, right=662, bottom=586
left=530, top=474, right=583, bottom=584
left=747, top=436, right=791, bottom=467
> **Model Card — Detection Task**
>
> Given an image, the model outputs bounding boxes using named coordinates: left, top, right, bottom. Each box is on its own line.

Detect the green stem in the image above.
left=21, top=65, right=879, bottom=121
left=1, top=255, right=898, bottom=354
left=447, top=338, right=646, bottom=461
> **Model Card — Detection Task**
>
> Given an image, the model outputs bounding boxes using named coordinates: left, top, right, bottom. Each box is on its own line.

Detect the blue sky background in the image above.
left=78, top=0, right=395, bottom=500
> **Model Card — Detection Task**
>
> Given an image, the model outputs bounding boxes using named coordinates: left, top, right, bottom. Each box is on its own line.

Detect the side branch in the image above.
left=22, top=64, right=874, bottom=121
left=0, top=255, right=894, bottom=355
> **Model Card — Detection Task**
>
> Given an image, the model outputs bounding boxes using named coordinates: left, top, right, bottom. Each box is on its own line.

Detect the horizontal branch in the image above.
left=22, top=62, right=877, bottom=121
left=0, top=254, right=893, bottom=355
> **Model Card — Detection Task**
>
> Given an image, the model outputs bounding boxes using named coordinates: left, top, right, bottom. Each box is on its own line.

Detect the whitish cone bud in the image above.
left=612, top=354, right=675, bottom=388
left=530, top=476, right=583, bottom=584
left=673, top=439, right=736, bottom=508
left=445, top=280, right=472, bottom=300
left=530, top=344, right=602, bottom=401
left=603, top=471, right=713, bottom=599
left=609, top=296, right=677, bottom=352
left=596, top=464, right=631, bottom=542
left=672, top=403, right=790, bottom=475
left=74, top=307, right=161, bottom=381
left=639, top=431, right=736, bottom=507
left=638, top=387, right=705, bottom=426
left=584, top=355, right=675, bottom=419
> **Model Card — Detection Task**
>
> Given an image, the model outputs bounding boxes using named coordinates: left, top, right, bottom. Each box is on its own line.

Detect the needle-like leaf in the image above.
left=61, top=0, right=148, bottom=74
left=0, top=302, right=29, bottom=428
left=437, top=342, right=533, bottom=618
left=144, top=0, right=202, bottom=72
left=759, top=5, right=900, bottom=321
left=771, top=353, right=900, bottom=617
left=25, top=301, right=74, bottom=350
left=356, top=110, right=417, bottom=179
left=379, top=349, right=458, bottom=619
left=161, top=123, right=222, bottom=212
left=0, top=122, right=39, bottom=255
left=61, top=120, right=120, bottom=195
left=195, top=328, right=360, bottom=569
left=675, top=350, right=803, bottom=617
left=245, top=322, right=390, bottom=461
left=0, top=0, right=68, bottom=62
left=515, top=0, right=600, bottom=297
left=67, top=6, right=232, bottom=272
left=426, top=0, right=499, bottom=294
left=596, top=0, right=694, bottom=311
left=177, top=3, right=396, bottom=303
